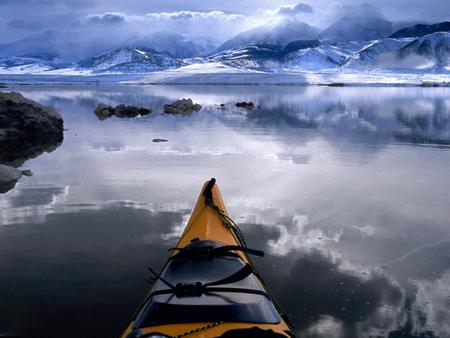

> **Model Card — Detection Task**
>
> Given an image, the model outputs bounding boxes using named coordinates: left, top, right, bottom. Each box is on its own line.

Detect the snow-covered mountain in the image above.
left=0, top=56, right=57, bottom=74
left=0, top=30, right=217, bottom=63
left=319, top=16, right=395, bottom=42
left=344, top=32, right=450, bottom=71
left=0, top=30, right=116, bottom=62
left=0, top=17, right=448, bottom=76
left=397, top=32, right=450, bottom=71
left=390, top=21, right=450, bottom=39
left=121, top=33, right=217, bottom=58
left=217, top=19, right=319, bottom=52
left=78, top=47, right=182, bottom=73
left=208, top=41, right=356, bottom=72
left=283, top=45, right=351, bottom=70
left=344, top=38, right=414, bottom=68
left=207, top=44, right=283, bottom=71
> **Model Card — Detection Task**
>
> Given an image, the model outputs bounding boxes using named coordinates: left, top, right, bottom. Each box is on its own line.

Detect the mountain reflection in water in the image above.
left=0, top=85, right=449, bottom=338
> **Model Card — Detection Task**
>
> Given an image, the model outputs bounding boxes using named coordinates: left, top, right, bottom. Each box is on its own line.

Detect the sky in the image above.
left=0, top=0, right=448, bottom=46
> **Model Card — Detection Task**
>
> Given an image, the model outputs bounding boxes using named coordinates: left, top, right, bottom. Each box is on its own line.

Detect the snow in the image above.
left=127, top=64, right=449, bottom=86
left=0, top=63, right=53, bottom=74
left=0, top=62, right=449, bottom=86
left=283, top=46, right=348, bottom=70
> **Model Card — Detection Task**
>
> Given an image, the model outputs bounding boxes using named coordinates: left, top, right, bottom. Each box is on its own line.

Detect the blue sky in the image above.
left=0, top=0, right=449, bottom=43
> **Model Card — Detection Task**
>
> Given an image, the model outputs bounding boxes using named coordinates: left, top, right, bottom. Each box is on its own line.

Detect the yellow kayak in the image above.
left=121, top=178, right=295, bottom=338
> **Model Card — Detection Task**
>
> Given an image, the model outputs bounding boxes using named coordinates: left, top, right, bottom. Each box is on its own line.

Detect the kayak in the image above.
left=121, top=178, right=295, bottom=338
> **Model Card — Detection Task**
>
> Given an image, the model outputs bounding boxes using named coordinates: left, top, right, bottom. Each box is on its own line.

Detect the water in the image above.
left=1, top=85, right=450, bottom=338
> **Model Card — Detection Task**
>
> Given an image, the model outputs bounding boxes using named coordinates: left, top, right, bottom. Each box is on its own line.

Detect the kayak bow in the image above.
left=121, top=178, right=295, bottom=338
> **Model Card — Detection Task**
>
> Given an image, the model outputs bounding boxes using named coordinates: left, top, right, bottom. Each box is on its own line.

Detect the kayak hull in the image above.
left=120, top=180, right=294, bottom=338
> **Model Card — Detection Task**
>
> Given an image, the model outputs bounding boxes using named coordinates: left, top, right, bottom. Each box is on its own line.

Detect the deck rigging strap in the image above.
left=169, top=245, right=264, bottom=260
left=147, top=263, right=269, bottom=298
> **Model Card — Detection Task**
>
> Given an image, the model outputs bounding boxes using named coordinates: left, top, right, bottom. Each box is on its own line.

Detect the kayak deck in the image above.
left=120, top=179, right=295, bottom=338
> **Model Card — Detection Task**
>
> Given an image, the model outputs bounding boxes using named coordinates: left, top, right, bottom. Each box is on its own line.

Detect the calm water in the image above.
left=1, top=85, right=450, bottom=338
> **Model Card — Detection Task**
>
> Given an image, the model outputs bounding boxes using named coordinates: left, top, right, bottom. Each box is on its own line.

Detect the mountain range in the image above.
left=0, top=18, right=449, bottom=75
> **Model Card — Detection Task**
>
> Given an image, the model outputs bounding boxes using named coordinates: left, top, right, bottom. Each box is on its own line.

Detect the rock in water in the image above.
left=0, top=92, right=64, bottom=166
left=0, top=164, right=22, bottom=181
left=94, top=103, right=152, bottom=120
left=21, top=169, right=34, bottom=177
left=115, top=104, right=151, bottom=118
left=0, top=164, right=22, bottom=193
left=235, top=101, right=255, bottom=109
left=95, top=103, right=115, bottom=120
left=163, top=98, right=201, bottom=116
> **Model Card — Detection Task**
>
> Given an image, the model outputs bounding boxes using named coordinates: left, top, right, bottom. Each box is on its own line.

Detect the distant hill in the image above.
left=390, top=22, right=450, bottom=38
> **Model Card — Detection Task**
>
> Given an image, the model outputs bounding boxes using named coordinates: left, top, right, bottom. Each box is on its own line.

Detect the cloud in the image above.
left=86, top=12, right=127, bottom=24
left=79, top=10, right=251, bottom=45
left=145, top=10, right=245, bottom=22
left=267, top=214, right=342, bottom=256
left=333, top=2, right=385, bottom=19
left=411, top=272, right=450, bottom=336
left=277, top=2, right=315, bottom=16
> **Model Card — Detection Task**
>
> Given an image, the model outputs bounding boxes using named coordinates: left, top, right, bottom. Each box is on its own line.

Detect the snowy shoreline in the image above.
left=0, top=65, right=449, bottom=87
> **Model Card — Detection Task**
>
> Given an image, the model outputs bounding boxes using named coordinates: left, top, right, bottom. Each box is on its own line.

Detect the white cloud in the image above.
left=85, top=11, right=128, bottom=24
left=267, top=214, right=343, bottom=256
left=277, top=2, right=315, bottom=16
left=145, top=10, right=245, bottom=22
left=411, top=272, right=450, bottom=336
left=80, top=10, right=251, bottom=44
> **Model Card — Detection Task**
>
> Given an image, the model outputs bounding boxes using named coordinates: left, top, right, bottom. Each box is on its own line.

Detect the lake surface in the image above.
left=1, top=85, right=450, bottom=338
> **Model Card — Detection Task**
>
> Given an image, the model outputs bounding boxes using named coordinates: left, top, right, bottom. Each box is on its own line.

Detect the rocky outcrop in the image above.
left=163, top=98, right=201, bottom=116
left=95, top=103, right=151, bottom=120
left=0, top=92, right=64, bottom=166
left=235, top=101, right=255, bottom=109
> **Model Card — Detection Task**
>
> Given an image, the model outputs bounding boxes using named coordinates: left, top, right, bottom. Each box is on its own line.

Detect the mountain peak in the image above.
left=216, top=18, right=319, bottom=52
left=319, top=16, right=394, bottom=42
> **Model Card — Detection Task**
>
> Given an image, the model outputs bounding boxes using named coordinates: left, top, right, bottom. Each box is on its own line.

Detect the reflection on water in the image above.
left=0, top=85, right=450, bottom=338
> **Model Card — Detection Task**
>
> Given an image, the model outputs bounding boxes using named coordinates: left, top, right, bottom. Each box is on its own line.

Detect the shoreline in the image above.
left=0, top=71, right=449, bottom=87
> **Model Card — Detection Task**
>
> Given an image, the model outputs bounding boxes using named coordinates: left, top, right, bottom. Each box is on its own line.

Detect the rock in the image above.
left=0, top=92, right=64, bottom=166
left=94, top=103, right=115, bottom=120
left=0, top=164, right=22, bottom=182
left=163, top=98, right=202, bottom=116
left=21, top=169, right=34, bottom=177
left=114, top=104, right=151, bottom=118
left=152, top=138, right=168, bottom=142
left=235, top=101, right=255, bottom=109
left=94, top=103, right=151, bottom=120
left=0, top=164, right=22, bottom=194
